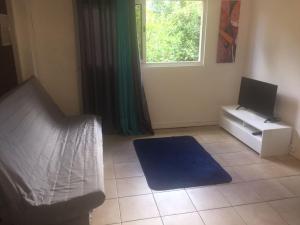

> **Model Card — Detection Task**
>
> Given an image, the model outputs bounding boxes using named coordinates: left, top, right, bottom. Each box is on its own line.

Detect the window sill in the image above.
left=141, top=61, right=205, bottom=68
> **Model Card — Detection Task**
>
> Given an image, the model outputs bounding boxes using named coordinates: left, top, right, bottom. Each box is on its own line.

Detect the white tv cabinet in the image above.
left=219, top=106, right=292, bottom=157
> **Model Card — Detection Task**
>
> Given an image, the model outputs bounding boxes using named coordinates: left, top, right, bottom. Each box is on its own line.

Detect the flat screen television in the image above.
left=238, top=77, right=278, bottom=118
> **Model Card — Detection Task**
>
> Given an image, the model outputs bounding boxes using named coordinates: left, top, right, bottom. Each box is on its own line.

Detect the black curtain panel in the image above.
left=76, top=0, right=116, bottom=133
left=76, top=0, right=153, bottom=135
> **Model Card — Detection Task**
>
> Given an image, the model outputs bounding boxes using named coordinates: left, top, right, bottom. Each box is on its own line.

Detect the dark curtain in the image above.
left=76, top=0, right=153, bottom=135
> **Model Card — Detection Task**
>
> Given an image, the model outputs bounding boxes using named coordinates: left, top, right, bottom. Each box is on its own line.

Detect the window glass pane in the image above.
left=146, top=0, right=203, bottom=63
left=135, top=4, right=143, bottom=59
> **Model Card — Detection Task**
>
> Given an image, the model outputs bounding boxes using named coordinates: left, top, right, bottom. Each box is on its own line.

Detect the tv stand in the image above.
left=219, top=106, right=292, bottom=157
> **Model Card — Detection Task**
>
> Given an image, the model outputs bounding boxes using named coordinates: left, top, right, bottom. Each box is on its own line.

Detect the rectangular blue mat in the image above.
left=134, top=136, right=232, bottom=190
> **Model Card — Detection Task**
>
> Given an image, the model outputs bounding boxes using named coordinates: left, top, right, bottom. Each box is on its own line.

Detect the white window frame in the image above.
left=135, top=0, right=146, bottom=63
left=135, top=0, right=207, bottom=67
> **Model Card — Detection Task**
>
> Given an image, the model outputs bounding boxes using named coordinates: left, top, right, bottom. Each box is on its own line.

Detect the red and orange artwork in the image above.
left=217, top=0, right=241, bottom=63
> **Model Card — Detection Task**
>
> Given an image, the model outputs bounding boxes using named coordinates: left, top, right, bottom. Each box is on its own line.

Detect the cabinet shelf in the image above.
left=219, top=106, right=292, bottom=157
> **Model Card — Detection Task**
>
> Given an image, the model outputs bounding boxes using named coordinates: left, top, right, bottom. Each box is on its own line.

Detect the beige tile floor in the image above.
left=93, top=126, right=300, bottom=225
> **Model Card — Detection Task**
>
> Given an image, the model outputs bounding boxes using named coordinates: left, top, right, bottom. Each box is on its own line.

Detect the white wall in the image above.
left=8, top=0, right=35, bottom=81
left=246, top=0, right=300, bottom=158
left=9, top=0, right=81, bottom=115
left=142, top=0, right=251, bottom=129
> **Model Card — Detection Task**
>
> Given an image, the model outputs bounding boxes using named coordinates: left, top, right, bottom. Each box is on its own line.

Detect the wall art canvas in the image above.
left=217, top=0, right=241, bottom=63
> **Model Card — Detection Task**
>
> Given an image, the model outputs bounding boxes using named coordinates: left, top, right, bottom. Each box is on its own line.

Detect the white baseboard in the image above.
left=152, top=121, right=218, bottom=129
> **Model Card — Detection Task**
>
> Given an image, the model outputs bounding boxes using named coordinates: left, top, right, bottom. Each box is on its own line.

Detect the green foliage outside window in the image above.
left=136, top=0, right=203, bottom=63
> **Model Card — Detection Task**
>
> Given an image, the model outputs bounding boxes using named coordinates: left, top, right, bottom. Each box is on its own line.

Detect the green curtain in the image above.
left=115, top=0, right=153, bottom=135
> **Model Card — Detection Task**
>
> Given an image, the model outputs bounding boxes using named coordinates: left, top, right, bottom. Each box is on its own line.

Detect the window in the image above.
left=135, top=0, right=206, bottom=65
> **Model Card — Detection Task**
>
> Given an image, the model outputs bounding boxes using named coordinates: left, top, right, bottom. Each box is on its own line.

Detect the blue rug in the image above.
left=134, top=136, right=232, bottom=190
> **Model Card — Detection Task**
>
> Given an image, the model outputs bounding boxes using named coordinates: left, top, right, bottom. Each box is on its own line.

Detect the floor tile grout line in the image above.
left=114, top=175, right=145, bottom=180
left=231, top=205, right=250, bottom=225
left=106, top=173, right=300, bottom=191
left=233, top=201, right=290, bottom=225
left=266, top=195, right=300, bottom=204
left=102, top=196, right=292, bottom=211
left=117, top=192, right=156, bottom=200
left=184, top=188, right=207, bottom=225
left=114, top=192, right=153, bottom=199
left=103, top=174, right=300, bottom=206
left=151, top=192, right=165, bottom=225
left=183, top=173, right=300, bottom=189
left=104, top=173, right=300, bottom=197
left=114, top=175, right=146, bottom=181
left=221, top=178, right=298, bottom=194
left=106, top=178, right=300, bottom=200
left=198, top=205, right=248, bottom=225
left=119, top=216, right=164, bottom=225
left=184, top=188, right=199, bottom=211
left=203, top=183, right=236, bottom=209
left=104, top=195, right=300, bottom=218
left=228, top=174, right=300, bottom=183
left=112, top=182, right=161, bottom=223
left=152, top=189, right=198, bottom=217
left=113, top=175, right=152, bottom=198
left=189, top=194, right=300, bottom=213
left=112, top=160, right=122, bottom=224
left=220, top=160, right=300, bottom=168
left=265, top=201, right=290, bottom=225
left=106, top=172, right=294, bottom=197
left=105, top=175, right=145, bottom=181
left=103, top=176, right=300, bottom=201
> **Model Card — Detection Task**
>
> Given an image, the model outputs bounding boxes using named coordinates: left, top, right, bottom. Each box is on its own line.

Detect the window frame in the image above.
left=135, top=0, right=146, bottom=63
left=135, top=0, right=207, bottom=67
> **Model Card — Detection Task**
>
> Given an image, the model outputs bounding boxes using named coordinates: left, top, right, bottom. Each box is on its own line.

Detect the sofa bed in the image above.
left=0, top=78, right=105, bottom=225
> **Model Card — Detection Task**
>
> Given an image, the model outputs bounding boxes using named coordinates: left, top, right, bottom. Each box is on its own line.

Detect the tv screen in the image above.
left=238, top=77, right=278, bottom=117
